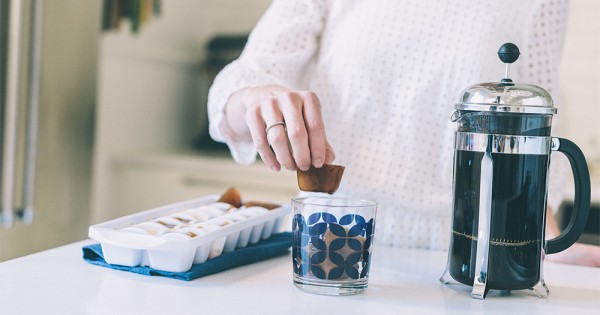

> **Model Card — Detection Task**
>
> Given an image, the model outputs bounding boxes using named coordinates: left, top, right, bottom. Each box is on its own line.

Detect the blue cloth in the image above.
left=82, top=232, right=292, bottom=281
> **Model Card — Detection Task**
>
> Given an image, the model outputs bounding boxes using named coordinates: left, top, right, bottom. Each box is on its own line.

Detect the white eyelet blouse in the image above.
left=208, top=0, right=570, bottom=250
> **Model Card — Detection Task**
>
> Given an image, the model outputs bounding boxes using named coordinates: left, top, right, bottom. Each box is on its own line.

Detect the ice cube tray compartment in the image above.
left=89, top=194, right=290, bottom=272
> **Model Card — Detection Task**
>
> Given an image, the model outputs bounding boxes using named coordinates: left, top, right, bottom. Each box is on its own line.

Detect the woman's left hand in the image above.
left=545, top=207, right=600, bottom=267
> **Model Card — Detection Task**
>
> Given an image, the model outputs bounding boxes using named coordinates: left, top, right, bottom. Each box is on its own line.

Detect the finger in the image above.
left=262, top=97, right=297, bottom=171
left=278, top=92, right=311, bottom=171
left=246, top=104, right=280, bottom=171
left=301, top=91, right=328, bottom=168
left=267, top=123, right=296, bottom=171
left=324, top=141, right=336, bottom=164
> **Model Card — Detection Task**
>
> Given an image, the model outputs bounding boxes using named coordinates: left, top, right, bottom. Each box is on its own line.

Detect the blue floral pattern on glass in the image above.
left=292, top=212, right=375, bottom=281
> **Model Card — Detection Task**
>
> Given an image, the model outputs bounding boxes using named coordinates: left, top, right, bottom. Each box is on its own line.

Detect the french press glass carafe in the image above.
left=440, top=43, right=591, bottom=299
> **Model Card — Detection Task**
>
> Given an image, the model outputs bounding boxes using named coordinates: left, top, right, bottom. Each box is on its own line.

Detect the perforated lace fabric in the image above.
left=208, top=0, right=571, bottom=250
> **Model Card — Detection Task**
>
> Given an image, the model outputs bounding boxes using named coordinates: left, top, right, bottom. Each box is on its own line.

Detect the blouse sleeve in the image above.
left=519, top=0, right=571, bottom=212
left=207, top=0, right=328, bottom=165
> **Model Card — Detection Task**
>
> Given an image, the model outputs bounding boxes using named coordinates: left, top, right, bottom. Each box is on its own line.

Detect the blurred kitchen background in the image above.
left=0, top=0, right=598, bottom=261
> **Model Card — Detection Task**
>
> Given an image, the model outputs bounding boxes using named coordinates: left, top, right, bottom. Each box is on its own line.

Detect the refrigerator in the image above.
left=0, top=0, right=101, bottom=261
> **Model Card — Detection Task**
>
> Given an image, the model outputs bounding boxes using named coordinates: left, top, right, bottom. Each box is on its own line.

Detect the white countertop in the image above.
left=0, top=240, right=599, bottom=315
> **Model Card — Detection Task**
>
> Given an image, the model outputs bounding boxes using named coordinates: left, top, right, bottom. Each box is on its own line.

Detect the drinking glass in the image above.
left=291, top=196, right=377, bottom=295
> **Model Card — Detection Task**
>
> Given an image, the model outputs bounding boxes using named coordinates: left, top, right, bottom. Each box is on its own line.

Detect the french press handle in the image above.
left=545, top=138, right=591, bottom=254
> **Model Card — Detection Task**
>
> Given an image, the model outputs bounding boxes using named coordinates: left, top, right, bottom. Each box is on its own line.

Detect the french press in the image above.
left=440, top=43, right=591, bottom=299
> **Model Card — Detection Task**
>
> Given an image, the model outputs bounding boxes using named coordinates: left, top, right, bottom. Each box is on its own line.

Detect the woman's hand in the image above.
left=545, top=242, right=600, bottom=267
left=545, top=207, right=600, bottom=267
left=224, top=85, right=335, bottom=172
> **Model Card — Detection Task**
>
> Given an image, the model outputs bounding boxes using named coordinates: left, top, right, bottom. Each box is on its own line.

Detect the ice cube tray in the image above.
left=88, top=194, right=290, bottom=272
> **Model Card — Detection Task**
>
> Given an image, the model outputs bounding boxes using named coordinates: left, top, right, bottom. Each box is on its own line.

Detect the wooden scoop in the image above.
left=297, top=164, right=345, bottom=194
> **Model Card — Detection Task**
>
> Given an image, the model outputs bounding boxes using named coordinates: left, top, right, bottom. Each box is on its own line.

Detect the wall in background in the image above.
left=90, top=0, right=272, bottom=223
left=559, top=0, right=600, bottom=175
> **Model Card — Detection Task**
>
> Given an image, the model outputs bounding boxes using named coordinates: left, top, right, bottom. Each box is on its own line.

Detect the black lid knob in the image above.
left=498, top=43, right=520, bottom=64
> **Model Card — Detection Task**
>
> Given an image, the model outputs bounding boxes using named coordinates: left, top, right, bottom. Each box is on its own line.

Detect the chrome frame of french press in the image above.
left=440, top=132, right=555, bottom=299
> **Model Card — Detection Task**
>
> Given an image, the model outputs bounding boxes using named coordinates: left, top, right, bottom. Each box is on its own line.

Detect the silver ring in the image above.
left=265, top=121, right=286, bottom=134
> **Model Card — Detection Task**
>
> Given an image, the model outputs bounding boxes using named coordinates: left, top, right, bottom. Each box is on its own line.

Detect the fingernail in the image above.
left=313, top=159, right=324, bottom=168
left=271, top=165, right=280, bottom=172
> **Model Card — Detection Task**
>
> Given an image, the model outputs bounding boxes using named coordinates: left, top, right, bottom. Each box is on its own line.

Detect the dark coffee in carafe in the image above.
left=450, top=150, right=549, bottom=290
left=450, top=112, right=553, bottom=290
left=440, top=43, right=591, bottom=299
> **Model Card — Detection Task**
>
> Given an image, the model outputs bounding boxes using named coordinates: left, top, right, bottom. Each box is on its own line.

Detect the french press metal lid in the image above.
left=451, top=43, right=558, bottom=140
left=455, top=43, right=556, bottom=115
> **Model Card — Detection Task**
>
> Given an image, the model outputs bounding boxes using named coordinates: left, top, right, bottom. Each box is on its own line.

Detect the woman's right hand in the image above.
left=224, top=85, right=335, bottom=172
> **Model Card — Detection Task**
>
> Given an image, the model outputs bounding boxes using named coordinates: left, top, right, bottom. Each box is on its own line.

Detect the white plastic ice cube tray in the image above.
left=88, top=194, right=290, bottom=272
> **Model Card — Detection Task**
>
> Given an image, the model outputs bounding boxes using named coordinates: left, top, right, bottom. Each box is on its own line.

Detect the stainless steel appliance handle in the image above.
left=20, top=0, right=43, bottom=223
left=1, top=0, right=24, bottom=228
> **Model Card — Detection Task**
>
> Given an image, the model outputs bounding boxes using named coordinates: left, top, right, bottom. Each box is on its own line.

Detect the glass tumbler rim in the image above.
left=292, top=196, right=378, bottom=208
